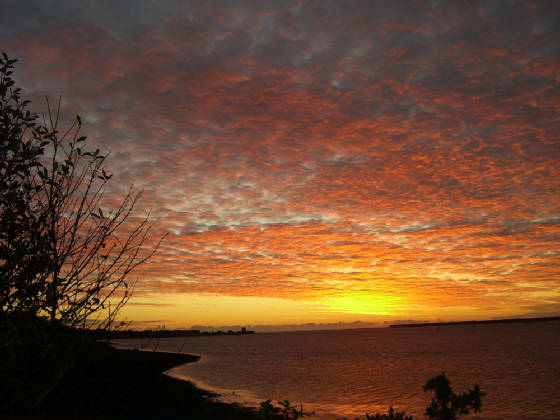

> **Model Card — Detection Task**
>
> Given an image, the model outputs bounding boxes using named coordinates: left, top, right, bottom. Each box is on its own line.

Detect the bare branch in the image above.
left=1, top=61, right=163, bottom=329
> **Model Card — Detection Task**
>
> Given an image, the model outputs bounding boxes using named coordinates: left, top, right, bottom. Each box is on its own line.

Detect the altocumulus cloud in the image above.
left=1, top=0, right=559, bottom=321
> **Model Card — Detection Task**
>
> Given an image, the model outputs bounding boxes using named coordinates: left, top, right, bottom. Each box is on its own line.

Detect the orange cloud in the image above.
left=2, top=0, right=559, bottom=326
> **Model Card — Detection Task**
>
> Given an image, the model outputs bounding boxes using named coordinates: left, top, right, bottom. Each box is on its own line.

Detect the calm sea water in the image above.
left=114, top=322, right=560, bottom=419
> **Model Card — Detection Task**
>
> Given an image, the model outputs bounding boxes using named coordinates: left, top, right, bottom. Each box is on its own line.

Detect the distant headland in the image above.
left=90, top=326, right=255, bottom=339
left=389, top=316, right=560, bottom=328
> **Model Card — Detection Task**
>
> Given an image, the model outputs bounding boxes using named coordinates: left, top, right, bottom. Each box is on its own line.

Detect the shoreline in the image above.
left=119, top=344, right=329, bottom=420
left=113, top=342, right=269, bottom=417
left=43, top=343, right=260, bottom=419
left=112, top=344, right=325, bottom=419
left=111, top=346, right=260, bottom=419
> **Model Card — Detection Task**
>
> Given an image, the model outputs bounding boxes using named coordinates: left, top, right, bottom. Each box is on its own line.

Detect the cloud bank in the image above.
left=2, top=0, right=559, bottom=325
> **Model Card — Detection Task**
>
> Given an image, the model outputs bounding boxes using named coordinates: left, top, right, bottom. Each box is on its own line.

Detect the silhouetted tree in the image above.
left=423, top=373, right=485, bottom=420
left=0, top=53, right=162, bottom=329
left=0, top=53, right=50, bottom=315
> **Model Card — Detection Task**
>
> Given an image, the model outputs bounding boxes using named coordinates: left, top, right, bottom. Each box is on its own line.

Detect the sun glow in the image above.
left=324, top=293, right=406, bottom=316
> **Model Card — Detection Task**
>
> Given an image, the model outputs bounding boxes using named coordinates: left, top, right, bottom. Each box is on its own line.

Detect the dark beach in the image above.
left=3, top=340, right=259, bottom=419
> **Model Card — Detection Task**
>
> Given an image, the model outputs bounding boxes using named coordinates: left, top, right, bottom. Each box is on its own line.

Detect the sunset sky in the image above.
left=2, top=0, right=559, bottom=329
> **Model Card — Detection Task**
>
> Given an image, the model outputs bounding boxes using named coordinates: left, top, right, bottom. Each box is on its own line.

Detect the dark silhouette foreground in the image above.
left=1, top=318, right=256, bottom=419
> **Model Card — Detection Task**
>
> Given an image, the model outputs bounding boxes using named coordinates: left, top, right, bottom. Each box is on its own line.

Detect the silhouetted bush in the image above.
left=364, top=373, right=484, bottom=420
left=366, top=406, right=413, bottom=420
left=259, top=400, right=282, bottom=418
left=258, top=399, right=314, bottom=420
left=423, top=373, right=485, bottom=420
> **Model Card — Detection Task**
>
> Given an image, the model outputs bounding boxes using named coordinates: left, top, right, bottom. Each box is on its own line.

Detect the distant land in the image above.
left=101, top=317, right=560, bottom=338
left=92, top=327, right=255, bottom=339
left=389, top=316, right=560, bottom=328
left=189, top=320, right=382, bottom=333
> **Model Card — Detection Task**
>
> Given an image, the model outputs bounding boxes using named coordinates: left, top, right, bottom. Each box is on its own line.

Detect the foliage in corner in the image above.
left=423, top=373, right=485, bottom=420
